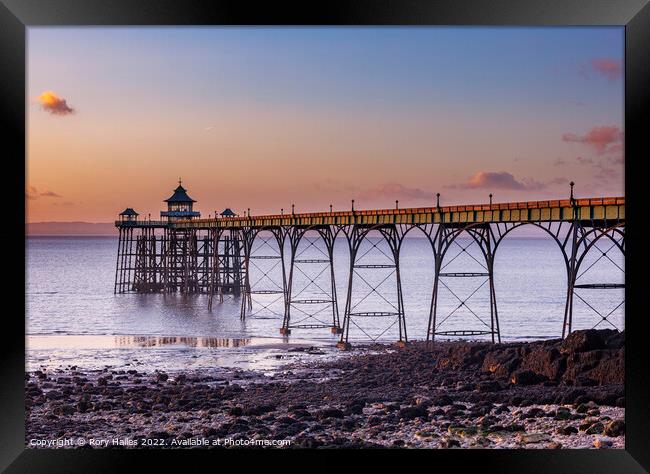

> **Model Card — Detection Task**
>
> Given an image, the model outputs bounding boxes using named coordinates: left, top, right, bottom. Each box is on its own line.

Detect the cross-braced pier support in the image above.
left=132, top=227, right=166, bottom=293
left=114, top=227, right=136, bottom=294
left=240, top=228, right=287, bottom=321
left=207, top=229, right=247, bottom=310
left=427, top=223, right=501, bottom=343
left=337, top=224, right=407, bottom=350
left=563, top=219, right=625, bottom=337
left=281, top=226, right=341, bottom=335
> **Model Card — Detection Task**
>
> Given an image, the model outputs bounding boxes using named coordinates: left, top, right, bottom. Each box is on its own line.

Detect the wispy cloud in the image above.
left=25, top=186, right=62, bottom=200
left=562, top=126, right=623, bottom=154
left=591, top=58, right=623, bottom=81
left=448, top=171, right=547, bottom=191
left=579, top=58, right=623, bottom=82
left=25, top=186, right=39, bottom=200
left=37, top=91, right=75, bottom=116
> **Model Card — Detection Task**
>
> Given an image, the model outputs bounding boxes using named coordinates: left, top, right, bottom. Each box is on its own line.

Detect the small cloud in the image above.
left=204, top=126, right=215, bottom=131
left=562, top=126, right=623, bottom=154
left=37, top=91, right=75, bottom=116
left=26, top=186, right=39, bottom=200
left=25, top=186, right=62, bottom=200
left=591, top=58, right=623, bottom=81
left=449, top=171, right=546, bottom=191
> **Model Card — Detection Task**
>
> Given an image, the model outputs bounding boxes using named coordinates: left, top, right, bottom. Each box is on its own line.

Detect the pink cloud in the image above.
left=562, top=126, right=623, bottom=154
left=37, top=91, right=75, bottom=116
left=591, top=58, right=623, bottom=81
left=25, top=186, right=62, bottom=200
left=25, top=186, right=39, bottom=200
left=451, top=171, right=546, bottom=191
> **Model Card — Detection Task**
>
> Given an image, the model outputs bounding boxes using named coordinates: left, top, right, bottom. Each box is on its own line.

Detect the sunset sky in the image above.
left=27, top=27, right=624, bottom=222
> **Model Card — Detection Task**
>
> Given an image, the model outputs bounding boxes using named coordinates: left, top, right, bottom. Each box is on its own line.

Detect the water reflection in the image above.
left=115, top=335, right=251, bottom=348
left=27, top=334, right=253, bottom=350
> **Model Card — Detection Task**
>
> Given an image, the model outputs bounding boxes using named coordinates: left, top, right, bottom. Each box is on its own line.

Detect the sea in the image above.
left=26, top=232, right=624, bottom=373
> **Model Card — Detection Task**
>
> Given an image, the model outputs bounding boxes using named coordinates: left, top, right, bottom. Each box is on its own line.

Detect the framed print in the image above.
left=2, top=0, right=648, bottom=472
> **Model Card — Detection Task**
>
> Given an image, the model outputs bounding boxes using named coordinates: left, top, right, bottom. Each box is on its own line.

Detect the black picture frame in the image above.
left=2, top=0, right=648, bottom=472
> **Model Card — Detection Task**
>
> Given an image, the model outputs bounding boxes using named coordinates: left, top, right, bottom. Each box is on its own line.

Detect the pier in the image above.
left=115, top=183, right=625, bottom=348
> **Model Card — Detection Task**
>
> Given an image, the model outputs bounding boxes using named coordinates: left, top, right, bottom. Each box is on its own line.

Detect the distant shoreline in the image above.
left=26, top=234, right=117, bottom=237
left=26, top=221, right=118, bottom=236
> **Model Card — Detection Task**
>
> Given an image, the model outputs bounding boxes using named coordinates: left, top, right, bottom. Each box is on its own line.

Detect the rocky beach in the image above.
left=25, top=329, right=625, bottom=449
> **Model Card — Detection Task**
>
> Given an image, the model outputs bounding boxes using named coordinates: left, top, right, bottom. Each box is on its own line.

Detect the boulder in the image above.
left=317, top=408, right=345, bottom=420
left=510, top=369, right=546, bottom=386
left=398, top=405, right=428, bottom=421
left=517, top=432, right=551, bottom=444
left=481, top=348, right=521, bottom=379
left=585, top=422, right=605, bottom=435
left=521, top=346, right=566, bottom=381
left=604, top=419, right=625, bottom=437
left=594, top=437, right=613, bottom=449
left=560, top=330, right=606, bottom=354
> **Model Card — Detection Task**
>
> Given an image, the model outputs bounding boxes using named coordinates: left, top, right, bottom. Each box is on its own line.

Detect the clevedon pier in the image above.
left=115, top=181, right=625, bottom=349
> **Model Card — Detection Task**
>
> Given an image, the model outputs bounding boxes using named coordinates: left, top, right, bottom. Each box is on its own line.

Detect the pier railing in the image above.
left=115, top=220, right=168, bottom=228
left=170, top=196, right=624, bottom=229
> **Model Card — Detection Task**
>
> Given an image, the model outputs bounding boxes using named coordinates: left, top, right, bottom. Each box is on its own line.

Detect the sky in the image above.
left=27, top=27, right=624, bottom=222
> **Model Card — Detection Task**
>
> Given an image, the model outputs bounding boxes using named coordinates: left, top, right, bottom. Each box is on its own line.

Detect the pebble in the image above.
left=517, top=432, right=551, bottom=444
left=604, top=419, right=625, bottom=437
left=594, top=437, right=613, bottom=449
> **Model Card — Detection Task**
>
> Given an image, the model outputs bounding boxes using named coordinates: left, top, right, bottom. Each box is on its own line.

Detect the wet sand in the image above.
left=25, top=329, right=624, bottom=449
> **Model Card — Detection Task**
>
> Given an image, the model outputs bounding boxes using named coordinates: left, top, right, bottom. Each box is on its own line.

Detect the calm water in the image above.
left=26, top=233, right=624, bottom=371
